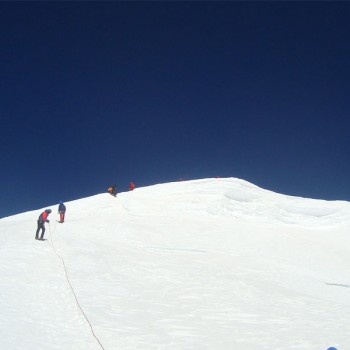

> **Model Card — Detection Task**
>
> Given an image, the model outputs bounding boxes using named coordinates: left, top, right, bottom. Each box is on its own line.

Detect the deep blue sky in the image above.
left=1, top=2, right=350, bottom=218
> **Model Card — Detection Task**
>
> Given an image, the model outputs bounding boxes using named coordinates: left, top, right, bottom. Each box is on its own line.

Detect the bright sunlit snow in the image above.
left=1, top=178, right=349, bottom=350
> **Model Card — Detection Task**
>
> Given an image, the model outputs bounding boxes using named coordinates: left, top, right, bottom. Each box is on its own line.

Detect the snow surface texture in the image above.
left=0, top=178, right=349, bottom=350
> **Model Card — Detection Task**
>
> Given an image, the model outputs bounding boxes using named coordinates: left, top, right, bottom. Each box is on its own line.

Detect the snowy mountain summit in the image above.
left=0, top=178, right=349, bottom=350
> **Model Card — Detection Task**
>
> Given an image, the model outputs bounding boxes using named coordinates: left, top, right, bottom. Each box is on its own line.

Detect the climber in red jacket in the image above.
left=35, top=209, right=52, bottom=240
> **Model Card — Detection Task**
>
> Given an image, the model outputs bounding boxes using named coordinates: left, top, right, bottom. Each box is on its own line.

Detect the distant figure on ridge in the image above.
left=129, top=181, right=135, bottom=191
left=58, top=201, right=66, bottom=223
left=107, top=184, right=117, bottom=197
left=35, top=209, right=51, bottom=240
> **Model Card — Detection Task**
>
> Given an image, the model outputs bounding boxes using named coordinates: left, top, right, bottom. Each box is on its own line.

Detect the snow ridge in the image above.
left=0, top=177, right=349, bottom=350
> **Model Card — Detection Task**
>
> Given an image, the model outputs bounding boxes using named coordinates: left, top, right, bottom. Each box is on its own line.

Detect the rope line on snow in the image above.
left=48, top=222, right=107, bottom=350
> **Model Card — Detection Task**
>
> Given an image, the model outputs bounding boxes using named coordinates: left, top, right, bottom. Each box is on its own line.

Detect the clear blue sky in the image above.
left=1, top=2, right=349, bottom=218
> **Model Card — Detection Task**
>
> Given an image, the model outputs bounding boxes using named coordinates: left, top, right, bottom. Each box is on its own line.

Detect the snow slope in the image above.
left=0, top=178, right=349, bottom=350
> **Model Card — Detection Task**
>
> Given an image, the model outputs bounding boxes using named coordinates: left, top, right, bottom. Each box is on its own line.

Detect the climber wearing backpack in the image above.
left=35, top=209, right=52, bottom=240
left=58, top=201, right=66, bottom=223
left=107, top=184, right=117, bottom=197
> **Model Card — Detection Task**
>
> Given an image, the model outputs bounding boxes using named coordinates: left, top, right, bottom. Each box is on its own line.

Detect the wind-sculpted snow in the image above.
left=0, top=178, right=349, bottom=350
left=124, top=178, right=350, bottom=227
